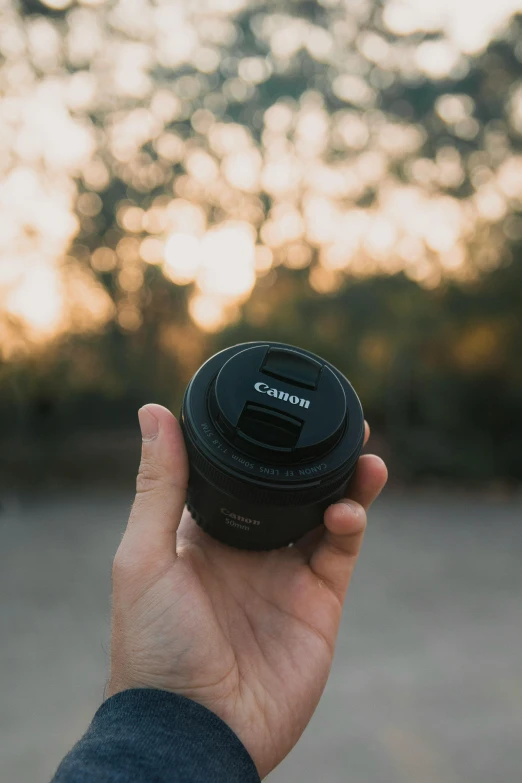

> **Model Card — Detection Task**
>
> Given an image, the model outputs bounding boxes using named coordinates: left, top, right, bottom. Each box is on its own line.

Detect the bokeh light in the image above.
left=1, top=0, right=522, bottom=357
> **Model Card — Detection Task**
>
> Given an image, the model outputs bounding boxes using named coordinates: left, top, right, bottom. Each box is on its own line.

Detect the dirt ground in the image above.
left=1, top=488, right=521, bottom=783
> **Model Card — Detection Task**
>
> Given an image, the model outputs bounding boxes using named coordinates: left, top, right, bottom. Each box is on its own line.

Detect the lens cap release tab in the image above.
left=261, top=347, right=322, bottom=389
left=211, top=345, right=347, bottom=461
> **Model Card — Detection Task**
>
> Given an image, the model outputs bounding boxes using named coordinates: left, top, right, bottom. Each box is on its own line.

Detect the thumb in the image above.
left=125, top=404, right=188, bottom=555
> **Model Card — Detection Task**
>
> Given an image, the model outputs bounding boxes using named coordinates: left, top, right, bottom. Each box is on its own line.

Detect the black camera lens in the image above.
left=180, top=342, right=365, bottom=550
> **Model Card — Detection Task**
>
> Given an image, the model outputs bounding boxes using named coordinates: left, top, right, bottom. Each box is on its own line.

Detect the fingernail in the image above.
left=138, top=407, right=159, bottom=442
left=337, top=500, right=359, bottom=515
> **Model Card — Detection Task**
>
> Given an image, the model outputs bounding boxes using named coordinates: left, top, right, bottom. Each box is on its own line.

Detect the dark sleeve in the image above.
left=51, top=689, right=261, bottom=783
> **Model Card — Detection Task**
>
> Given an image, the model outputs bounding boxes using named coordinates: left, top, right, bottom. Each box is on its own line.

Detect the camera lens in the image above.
left=180, top=342, right=365, bottom=550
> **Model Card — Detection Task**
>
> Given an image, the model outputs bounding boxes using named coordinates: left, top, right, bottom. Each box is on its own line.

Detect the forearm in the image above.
left=51, top=689, right=261, bottom=783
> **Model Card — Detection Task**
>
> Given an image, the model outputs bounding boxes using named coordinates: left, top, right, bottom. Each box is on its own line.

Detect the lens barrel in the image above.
left=180, top=342, right=364, bottom=550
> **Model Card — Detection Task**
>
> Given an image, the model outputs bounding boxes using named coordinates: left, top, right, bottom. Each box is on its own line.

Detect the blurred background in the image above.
left=1, top=0, right=521, bottom=780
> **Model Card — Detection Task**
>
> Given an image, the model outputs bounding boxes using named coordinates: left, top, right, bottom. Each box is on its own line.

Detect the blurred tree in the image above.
left=0, top=1, right=521, bottom=483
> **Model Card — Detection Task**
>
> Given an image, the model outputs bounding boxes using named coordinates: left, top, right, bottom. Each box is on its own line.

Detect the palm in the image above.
left=120, top=510, right=342, bottom=777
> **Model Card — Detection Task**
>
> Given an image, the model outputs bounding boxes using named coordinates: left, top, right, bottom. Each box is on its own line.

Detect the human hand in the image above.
left=109, top=404, right=387, bottom=779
